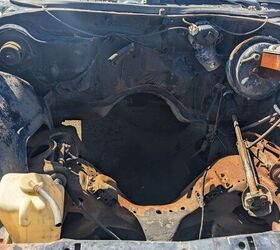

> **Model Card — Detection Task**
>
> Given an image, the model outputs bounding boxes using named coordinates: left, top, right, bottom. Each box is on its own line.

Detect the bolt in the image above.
left=209, top=62, right=216, bottom=69
left=0, top=41, right=23, bottom=66
left=253, top=53, right=261, bottom=61
left=247, top=198, right=253, bottom=203
left=159, top=8, right=166, bottom=15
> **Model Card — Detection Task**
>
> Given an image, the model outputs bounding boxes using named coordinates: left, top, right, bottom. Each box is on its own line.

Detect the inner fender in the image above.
left=0, top=72, right=52, bottom=176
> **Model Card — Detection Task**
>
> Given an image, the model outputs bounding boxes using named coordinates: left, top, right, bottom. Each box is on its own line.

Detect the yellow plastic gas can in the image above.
left=0, top=173, right=64, bottom=243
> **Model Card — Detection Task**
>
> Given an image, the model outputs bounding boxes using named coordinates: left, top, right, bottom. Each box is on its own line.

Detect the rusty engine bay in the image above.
left=0, top=0, right=280, bottom=245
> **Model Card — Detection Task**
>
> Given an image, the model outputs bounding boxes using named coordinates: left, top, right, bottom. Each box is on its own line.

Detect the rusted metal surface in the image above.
left=116, top=155, right=246, bottom=240
left=82, top=155, right=280, bottom=240
left=232, top=114, right=272, bottom=217
left=0, top=0, right=280, bottom=245
left=24, top=128, right=280, bottom=241
left=232, top=116, right=258, bottom=194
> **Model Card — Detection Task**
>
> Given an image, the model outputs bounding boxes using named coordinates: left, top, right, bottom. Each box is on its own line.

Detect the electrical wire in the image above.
left=247, top=119, right=280, bottom=148
left=79, top=201, right=121, bottom=240
left=213, top=15, right=268, bottom=36
left=130, top=26, right=190, bottom=38
left=207, top=90, right=224, bottom=160
left=189, top=88, right=224, bottom=160
left=9, top=0, right=102, bottom=40
left=198, top=89, right=225, bottom=239
left=121, top=36, right=164, bottom=53
left=11, top=0, right=190, bottom=39
left=182, top=15, right=268, bottom=36
left=198, top=166, right=209, bottom=239
left=246, top=104, right=280, bottom=149
left=241, top=112, right=278, bottom=131
left=213, top=90, right=223, bottom=135
left=9, top=0, right=270, bottom=40
left=44, top=9, right=106, bottom=38
left=182, top=17, right=195, bottom=27
left=62, top=150, right=121, bottom=240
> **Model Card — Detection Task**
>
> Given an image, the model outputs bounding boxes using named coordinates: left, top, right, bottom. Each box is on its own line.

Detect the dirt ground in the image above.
left=62, top=120, right=82, bottom=140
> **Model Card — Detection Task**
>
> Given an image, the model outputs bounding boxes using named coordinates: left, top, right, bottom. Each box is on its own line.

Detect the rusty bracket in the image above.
left=232, top=114, right=272, bottom=217
left=35, top=129, right=280, bottom=241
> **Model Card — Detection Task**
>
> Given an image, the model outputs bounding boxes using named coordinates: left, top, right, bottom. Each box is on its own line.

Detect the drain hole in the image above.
left=238, top=241, right=246, bottom=249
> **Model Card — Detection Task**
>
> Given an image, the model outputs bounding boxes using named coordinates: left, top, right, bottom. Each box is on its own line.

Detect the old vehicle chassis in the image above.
left=0, top=0, right=280, bottom=247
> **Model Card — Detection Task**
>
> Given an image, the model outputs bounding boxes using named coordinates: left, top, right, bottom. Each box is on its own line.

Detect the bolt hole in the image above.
left=169, top=210, right=173, bottom=213
left=133, top=210, right=137, bottom=214
left=181, top=207, right=185, bottom=210
left=238, top=241, right=246, bottom=249
left=221, top=173, right=225, bottom=177
left=156, top=210, right=162, bottom=214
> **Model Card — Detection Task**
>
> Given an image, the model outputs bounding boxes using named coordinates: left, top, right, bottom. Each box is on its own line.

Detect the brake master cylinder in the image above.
left=0, top=173, right=64, bottom=243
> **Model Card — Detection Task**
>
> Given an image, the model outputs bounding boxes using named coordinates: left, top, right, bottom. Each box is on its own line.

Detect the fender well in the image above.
left=0, top=72, right=51, bottom=176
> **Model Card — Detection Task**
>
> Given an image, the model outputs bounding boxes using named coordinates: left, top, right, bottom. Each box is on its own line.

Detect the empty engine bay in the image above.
left=0, top=0, right=280, bottom=243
